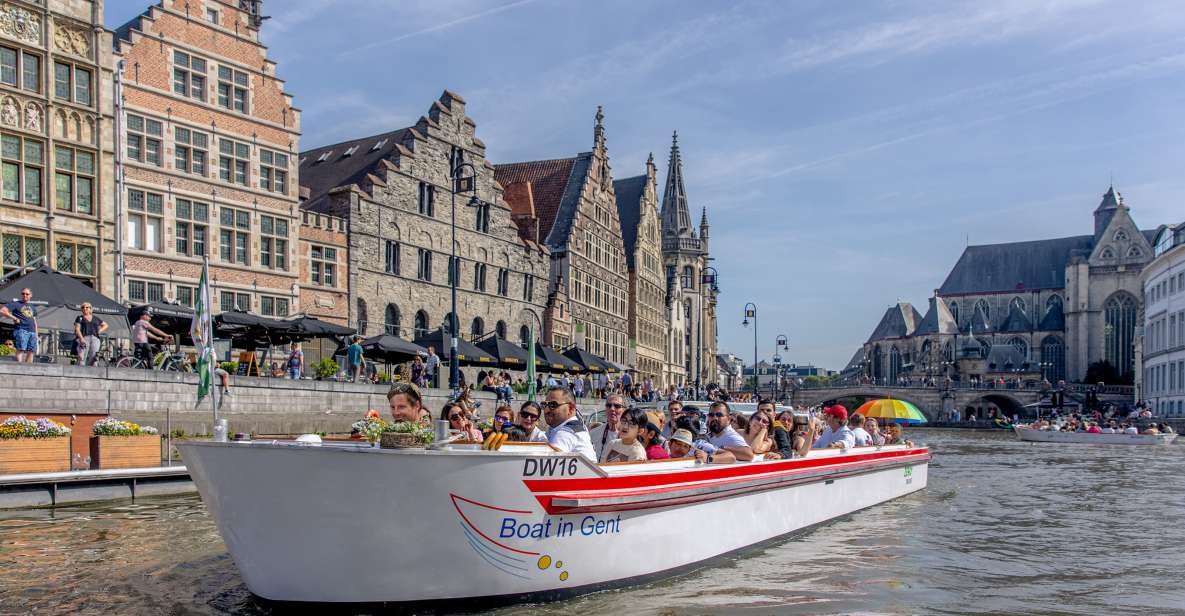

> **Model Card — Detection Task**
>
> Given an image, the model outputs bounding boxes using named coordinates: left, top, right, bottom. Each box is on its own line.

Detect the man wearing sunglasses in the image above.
left=542, top=388, right=596, bottom=461
left=0, top=288, right=38, bottom=363
left=704, top=401, right=754, bottom=463
left=589, top=394, right=627, bottom=460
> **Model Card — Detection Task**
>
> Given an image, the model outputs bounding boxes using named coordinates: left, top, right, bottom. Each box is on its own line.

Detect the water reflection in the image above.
left=1, top=430, right=1183, bottom=615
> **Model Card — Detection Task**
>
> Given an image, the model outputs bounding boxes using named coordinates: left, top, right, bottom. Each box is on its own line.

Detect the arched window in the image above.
left=948, top=301, right=959, bottom=325
left=442, top=312, right=455, bottom=333
left=1114, top=229, right=1129, bottom=242
left=871, top=345, right=883, bottom=382
left=1045, top=294, right=1062, bottom=318
left=1104, top=292, right=1137, bottom=380
left=471, top=317, right=484, bottom=338
left=414, top=310, right=429, bottom=336
left=942, top=341, right=953, bottom=362
left=1041, top=335, right=1065, bottom=383
left=356, top=298, right=369, bottom=336
left=682, top=266, right=694, bottom=289
left=495, top=320, right=507, bottom=339
left=1008, top=336, right=1028, bottom=359
left=683, top=299, right=691, bottom=319
left=888, top=347, right=903, bottom=385
left=1100, top=246, right=1115, bottom=259
left=1009, top=297, right=1026, bottom=315
left=519, top=325, right=531, bottom=348
left=1126, top=245, right=1142, bottom=259
left=974, top=298, right=990, bottom=324
left=384, top=304, right=400, bottom=336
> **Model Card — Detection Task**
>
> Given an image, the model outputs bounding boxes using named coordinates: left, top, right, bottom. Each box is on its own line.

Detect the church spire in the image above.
left=661, top=131, right=693, bottom=239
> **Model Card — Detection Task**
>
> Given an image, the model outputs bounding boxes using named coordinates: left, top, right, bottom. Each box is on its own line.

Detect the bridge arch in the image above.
left=961, top=392, right=1028, bottom=420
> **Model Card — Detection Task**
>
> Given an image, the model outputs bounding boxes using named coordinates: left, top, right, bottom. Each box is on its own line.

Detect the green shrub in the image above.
left=315, top=357, right=341, bottom=379
left=219, top=361, right=239, bottom=373
left=0, top=344, right=13, bottom=356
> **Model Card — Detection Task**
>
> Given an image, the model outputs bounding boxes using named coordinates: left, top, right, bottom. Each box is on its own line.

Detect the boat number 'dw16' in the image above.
left=523, top=458, right=580, bottom=477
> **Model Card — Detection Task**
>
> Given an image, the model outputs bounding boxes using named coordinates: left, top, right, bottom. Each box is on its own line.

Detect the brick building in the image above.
left=496, top=107, right=630, bottom=366
left=112, top=0, right=301, bottom=315
left=299, top=90, right=550, bottom=345
left=297, top=207, right=347, bottom=325
left=613, top=153, right=667, bottom=385
left=0, top=0, right=115, bottom=294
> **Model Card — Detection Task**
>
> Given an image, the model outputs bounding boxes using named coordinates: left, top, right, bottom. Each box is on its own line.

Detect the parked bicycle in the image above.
left=111, top=343, right=193, bottom=372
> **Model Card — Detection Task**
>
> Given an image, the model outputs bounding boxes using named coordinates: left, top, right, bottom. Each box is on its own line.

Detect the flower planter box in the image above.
left=380, top=432, right=424, bottom=449
left=89, top=435, right=161, bottom=469
left=0, top=438, right=71, bottom=474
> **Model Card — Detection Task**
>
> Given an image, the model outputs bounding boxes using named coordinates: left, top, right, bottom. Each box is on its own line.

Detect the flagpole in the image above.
left=205, top=256, right=218, bottom=427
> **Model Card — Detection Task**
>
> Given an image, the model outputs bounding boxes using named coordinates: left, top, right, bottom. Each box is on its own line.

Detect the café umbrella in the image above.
left=476, top=336, right=530, bottom=368
left=0, top=264, right=130, bottom=338
left=411, top=328, right=497, bottom=365
left=855, top=399, right=928, bottom=425
left=359, top=334, right=427, bottom=365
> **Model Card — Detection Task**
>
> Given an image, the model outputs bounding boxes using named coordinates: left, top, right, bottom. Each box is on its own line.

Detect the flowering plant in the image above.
left=352, top=410, right=390, bottom=444
left=0, top=416, right=71, bottom=439
left=92, top=417, right=159, bottom=437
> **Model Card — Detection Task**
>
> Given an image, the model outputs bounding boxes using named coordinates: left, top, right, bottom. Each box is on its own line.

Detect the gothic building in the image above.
left=0, top=1, right=114, bottom=294
left=659, top=133, right=717, bottom=387
left=854, top=186, right=1158, bottom=385
left=113, top=0, right=301, bottom=315
left=495, top=107, right=629, bottom=366
left=299, top=91, right=550, bottom=345
left=613, top=153, right=666, bottom=385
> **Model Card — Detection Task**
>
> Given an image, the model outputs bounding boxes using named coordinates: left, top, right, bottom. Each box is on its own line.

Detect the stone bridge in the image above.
left=789, top=386, right=1046, bottom=420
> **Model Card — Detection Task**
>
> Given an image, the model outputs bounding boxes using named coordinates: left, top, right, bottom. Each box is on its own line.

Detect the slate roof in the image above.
left=842, top=347, right=866, bottom=373
left=298, top=128, right=412, bottom=215
left=986, top=345, right=1027, bottom=369
left=1038, top=299, right=1065, bottom=331
left=494, top=156, right=585, bottom=251
left=613, top=174, right=646, bottom=271
left=939, top=228, right=1162, bottom=296
left=866, top=302, right=922, bottom=343
left=997, top=302, right=1033, bottom=333
left=914, top=296, right=959, bottom=335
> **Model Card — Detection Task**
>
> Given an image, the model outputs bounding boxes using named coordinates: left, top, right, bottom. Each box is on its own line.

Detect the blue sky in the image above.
left=108, top=1, right=1185, bottom=371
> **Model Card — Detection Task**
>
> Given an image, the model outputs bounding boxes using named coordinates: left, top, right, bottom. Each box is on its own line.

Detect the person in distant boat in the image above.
left=542, top=388, right=596, bottom=461
left=863, top=416, right=886, bottom=446
left=1140, top=424, right=1161, bottom=435
left=387, top=383, right=424, bottom=424
left=812, top=405, right=855, bottom=449
left=704, top=401, right=754, bottom=463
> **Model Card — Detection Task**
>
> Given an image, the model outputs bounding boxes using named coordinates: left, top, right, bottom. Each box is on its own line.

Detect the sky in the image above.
left=107, top=0, right=1185, bottom=371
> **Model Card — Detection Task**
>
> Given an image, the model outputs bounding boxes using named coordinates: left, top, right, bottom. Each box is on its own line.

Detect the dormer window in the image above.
left=1126, top=246, right=1142, bottom=259
left=1100, top=246, right=1115, bottom=259
left=371, top=139, right=387, bottom=151
left=343, top=145, right=358, bottom=157
left=1113, top=229, right=1128, bottom=241
left=316, top=150, right=332, bottom=163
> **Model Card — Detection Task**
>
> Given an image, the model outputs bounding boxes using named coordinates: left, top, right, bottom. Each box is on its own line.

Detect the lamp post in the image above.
left=774, top=334, right=788, bottom=401
left=448, top=161, right=482, bottom=395
left=742, top=303, right=757, bottom=395
left=698, top=266, right=719, bottom=397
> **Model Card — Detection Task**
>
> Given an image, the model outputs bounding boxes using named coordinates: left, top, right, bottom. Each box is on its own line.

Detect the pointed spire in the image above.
left=594, top=105, right=605, bottom=144
left=661, top=131, right=693, bottom=239
left=700, top=206, right=708, bottom=227
left=647, top=152, right=654, bottom=166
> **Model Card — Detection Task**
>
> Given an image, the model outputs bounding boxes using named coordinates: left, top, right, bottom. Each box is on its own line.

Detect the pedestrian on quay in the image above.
left=286, top=342, right=304, bottom=379
left=131, top=311, right=170, bottom=368
left=424, top=345, right=440, bottom=388
left=347, top=335, right=365, bottom=382
left=0, top=287, right=38, bottom=363
left=73, top=302, right=108, bottom=366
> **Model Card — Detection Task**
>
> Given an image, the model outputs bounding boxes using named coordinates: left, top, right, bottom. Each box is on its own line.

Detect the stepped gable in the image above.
left=613, top=174, right=647, bottom=270
left=298, top=128, right=412, bottom=215
left=494, top=157, right=581, bottom=249
left=866, top=302, right=923, bottom=343
left=915, top=296, right=959, bottom=336
left=998, top=302, right=1033, bottom=333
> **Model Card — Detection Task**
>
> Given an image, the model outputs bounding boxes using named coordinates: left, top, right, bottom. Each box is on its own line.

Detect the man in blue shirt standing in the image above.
left=0, top=288, right=38, bottom=363
left=346, top=336, right=365, bottom=382
left=812, top=405, right=856, bottom=449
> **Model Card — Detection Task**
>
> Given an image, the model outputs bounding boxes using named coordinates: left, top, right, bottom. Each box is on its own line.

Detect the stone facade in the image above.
left=613, top=153, right=666, bottom=385
left=659, top=132, right=717, bottom=387
left=853, top=187, right=1161, bottom=386
left=495, top=107, right=629, bottom=365
left=1139, top=221, right=1185, bottom=416
left=112, top=1, right=301, bottom=315
left=0, top=0, right=115, bottom=296
left=299, top=91, right=550, bottom=346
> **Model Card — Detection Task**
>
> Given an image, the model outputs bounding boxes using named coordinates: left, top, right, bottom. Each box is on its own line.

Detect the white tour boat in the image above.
left=179, top=438, right=930, bottom=607
left=1014, top=425, right=1178, bottom=445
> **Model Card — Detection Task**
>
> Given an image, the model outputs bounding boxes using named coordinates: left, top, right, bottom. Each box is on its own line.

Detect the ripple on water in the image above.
left=1, top=430, right=1184, bottom=616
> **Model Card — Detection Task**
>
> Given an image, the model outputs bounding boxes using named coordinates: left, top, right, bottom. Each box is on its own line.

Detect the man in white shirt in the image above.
left=703, top=401, right=754, bottom=463
left=589, top=394, right=626, bottom=460
left=849, top=412, right=872, bottom=447
left=812, top=405, right=856, bottom=449
left=542, top=388, right=596, bottom=461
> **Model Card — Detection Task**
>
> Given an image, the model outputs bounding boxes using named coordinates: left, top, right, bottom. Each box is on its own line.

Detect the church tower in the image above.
left=660, top=132, right=714, bottom=388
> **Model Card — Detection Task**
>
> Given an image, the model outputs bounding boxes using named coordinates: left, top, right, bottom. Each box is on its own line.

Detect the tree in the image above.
left=1082, top=360, right=1120, bottom=385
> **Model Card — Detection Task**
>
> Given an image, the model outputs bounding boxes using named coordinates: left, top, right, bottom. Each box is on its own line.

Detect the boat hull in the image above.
left=180, top=441, right=929, bottom=604
left=1014, top=426, right=1178, bottom=445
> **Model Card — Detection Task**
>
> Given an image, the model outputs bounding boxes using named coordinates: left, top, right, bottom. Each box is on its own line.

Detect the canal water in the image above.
left=2, top=429, right=1184, bottom=615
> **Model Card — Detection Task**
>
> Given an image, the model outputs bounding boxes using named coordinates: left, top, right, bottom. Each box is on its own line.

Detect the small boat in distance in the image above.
left=180, top=438, right=930, bottom=607
left=1013, top=425, right=1178, bottom=445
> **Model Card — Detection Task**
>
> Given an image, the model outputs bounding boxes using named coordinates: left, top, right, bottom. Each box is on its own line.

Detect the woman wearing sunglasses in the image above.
left=514, top=401, right=548, bottom=442
left=441, top=402, right=482, bottom=441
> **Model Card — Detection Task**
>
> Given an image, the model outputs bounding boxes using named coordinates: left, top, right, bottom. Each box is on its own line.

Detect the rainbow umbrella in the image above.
left=855, top=399, right=928, bottom=425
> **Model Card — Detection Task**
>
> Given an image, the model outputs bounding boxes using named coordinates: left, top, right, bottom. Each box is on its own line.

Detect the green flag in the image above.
left=191, top=257, right=214, bottom=406
left=527, top=325, right=537, bottom=402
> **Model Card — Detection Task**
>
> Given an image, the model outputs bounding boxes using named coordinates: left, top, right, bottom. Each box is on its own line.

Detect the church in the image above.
left=850, top=186, right=1157, bottom=386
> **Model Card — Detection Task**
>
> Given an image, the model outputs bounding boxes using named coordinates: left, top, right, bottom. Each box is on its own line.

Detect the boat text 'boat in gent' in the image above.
left=180, top=439, right=931, bottom=606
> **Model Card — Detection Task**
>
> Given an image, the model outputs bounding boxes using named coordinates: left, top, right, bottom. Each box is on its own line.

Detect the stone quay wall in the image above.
left=0, top=362, right=502, bottom=437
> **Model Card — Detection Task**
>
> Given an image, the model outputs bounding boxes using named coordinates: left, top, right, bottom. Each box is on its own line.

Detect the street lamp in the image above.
left=697, top=266, right=719, bottom=395
left=774, top=334, right=788, bottom=401
left=448, top=161, right=482, bottom=396
left=743, top=302, right=757, bottom=395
